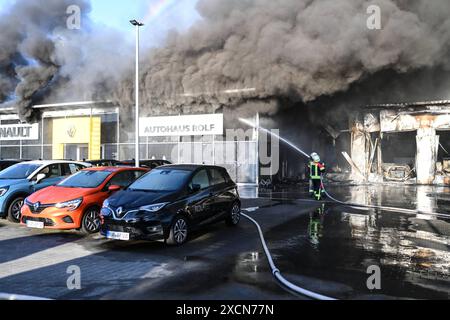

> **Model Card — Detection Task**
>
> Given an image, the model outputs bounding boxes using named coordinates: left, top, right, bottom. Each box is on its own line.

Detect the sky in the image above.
left=90, top=0, right=200, bottom=39
left=0, top=0, right=201, bottom=47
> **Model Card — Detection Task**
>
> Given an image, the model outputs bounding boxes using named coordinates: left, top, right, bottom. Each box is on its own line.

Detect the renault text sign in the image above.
left=140, top=114, right=224, bottom=137
left=0, top=123, right=39, bottom=141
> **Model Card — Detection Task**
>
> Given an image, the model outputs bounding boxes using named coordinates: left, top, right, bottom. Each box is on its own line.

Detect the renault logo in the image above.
left=67, top=125, right=77, bottom=138
left=33, top=202, right=40, bottom=211
left=116, top=207, right=123, bottom=216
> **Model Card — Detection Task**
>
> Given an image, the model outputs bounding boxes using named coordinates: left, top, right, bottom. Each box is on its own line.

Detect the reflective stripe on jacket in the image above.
left=309, top=161, right=325, bottom=179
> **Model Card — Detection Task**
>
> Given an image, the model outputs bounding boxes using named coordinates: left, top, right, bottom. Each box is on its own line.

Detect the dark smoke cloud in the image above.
left=0, top=0, right=91, bottom=121
left=2, top=0, right=450, bottom=125
left=314, top=67, right=450, bottom=131
left=115, top=0, right=450, bottom=118
left=0, top=0, right=131, bottom=122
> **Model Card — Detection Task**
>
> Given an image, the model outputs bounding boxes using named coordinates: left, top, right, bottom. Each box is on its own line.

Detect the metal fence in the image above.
left=103, top=140, right=258, bottom=184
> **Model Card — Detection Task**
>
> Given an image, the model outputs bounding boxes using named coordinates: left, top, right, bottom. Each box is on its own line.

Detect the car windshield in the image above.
left=58, top=170, right=112, bottom=188
left=0, top=163, right=41, bottom=180
left=128, top=169, right=191, bottom=192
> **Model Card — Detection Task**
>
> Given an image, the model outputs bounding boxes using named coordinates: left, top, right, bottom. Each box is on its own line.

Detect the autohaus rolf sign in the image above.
left=139, top=114, right=224, bottom=137
left=0, top=123, right=39, bottom=141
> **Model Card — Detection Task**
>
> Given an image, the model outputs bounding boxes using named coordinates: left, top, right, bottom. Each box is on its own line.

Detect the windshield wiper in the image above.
left=129, top=188, right=159, bottom=192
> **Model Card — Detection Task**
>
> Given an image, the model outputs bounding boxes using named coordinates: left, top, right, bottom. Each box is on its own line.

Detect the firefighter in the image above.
left=308, top=152, right=326, bottom=201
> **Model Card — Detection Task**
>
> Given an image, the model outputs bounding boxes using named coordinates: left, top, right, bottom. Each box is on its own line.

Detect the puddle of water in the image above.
left=255, top=184, right=450, bottom=214
left=268, top=204, right=450, bottom=299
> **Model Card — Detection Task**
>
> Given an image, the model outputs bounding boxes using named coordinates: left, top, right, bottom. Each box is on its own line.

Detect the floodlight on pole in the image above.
left=130, top=19, right=144, bottom=27
left=130, top=19, right=144, bottom=167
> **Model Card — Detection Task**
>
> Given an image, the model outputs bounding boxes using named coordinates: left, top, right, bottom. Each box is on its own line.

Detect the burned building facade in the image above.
left=346, top=100, right=450, bottom=185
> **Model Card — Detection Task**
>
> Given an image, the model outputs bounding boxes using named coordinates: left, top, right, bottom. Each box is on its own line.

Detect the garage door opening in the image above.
left=382, top=132, right=416, bottom=181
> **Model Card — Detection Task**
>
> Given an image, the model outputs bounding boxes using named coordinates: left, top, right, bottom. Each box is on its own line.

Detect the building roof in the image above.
left=0, top=101, right=116, bottom=115
left=32, top=101, right=115, bottom=110
left=365, top=100, right=450, bottom=110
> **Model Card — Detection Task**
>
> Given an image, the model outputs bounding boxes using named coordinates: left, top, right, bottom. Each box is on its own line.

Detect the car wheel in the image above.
left=166, top=216, right=189, bottom=246
left=81, top=207, right=101, bottom=235
left=225, top=202, right=241, bottom=227
left=7, top=197, right=24, bottom=223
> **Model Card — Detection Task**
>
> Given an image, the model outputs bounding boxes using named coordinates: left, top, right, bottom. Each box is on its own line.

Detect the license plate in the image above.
left=106, top=231, right=130, bottom=241
left=26, top=220, right=44, bottom=229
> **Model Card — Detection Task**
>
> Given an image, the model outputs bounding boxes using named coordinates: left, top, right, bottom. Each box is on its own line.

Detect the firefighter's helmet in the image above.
left=311, top=152, right=320, bottom=162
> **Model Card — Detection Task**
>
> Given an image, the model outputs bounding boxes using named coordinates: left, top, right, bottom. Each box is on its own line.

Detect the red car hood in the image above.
left=27, top=186, right=98, bottom=204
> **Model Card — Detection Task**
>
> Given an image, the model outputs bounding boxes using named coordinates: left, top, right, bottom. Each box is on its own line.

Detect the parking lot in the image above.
left=1, top=186, right=449, bottom=300
left=0, top=198, right=313, bottom=300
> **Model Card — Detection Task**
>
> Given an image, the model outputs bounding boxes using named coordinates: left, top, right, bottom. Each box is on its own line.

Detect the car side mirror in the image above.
left=35, top=173, right=46, bottom=184
left=190, top=184, right=201, bottom=193
left=108, top=185, right=121, bottom=192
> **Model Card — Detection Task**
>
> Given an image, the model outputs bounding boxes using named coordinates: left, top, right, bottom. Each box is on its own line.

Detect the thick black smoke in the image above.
left=0, top=0, right=89, bottom=121
left=2, top=0, right=450, bottom=124
left=0, top=0, right=131, bottom=122
left=114, top=0, right=450, bottom=118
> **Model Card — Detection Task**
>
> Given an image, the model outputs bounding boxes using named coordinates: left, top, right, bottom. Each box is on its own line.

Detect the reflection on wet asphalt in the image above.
left=258, top=184, right=450, bottom=213
left=258, top=185, right=450, bottom=299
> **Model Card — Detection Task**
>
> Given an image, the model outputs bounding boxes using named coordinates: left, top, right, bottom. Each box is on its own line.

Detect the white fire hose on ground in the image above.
left=241, top=211, right=336, bottom=300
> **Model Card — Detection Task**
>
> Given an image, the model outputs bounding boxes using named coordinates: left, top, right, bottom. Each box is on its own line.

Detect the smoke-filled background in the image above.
left=1, top=0, right=450, bottom=127
left=115, top=0, right=450, bottom=121
left=0, top=0, right=135, bottom=121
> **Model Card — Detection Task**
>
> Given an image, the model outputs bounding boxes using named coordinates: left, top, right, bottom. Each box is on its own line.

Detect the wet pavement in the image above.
left=0, top=184, right=448, bottom=300
left=265, top=203, right=449, bottom=299
left=258, top=184, right=450, bottom=299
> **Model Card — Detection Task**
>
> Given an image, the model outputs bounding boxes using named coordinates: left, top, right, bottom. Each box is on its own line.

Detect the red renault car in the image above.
left=21, top=167, right=148, bottom=234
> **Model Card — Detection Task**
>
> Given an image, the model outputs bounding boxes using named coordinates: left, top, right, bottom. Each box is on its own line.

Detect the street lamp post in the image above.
left=130, top=19, right=144, bottom=168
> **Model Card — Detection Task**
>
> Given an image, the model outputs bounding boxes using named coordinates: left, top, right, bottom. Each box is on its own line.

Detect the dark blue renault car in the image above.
left=100, top=165, right=241, bottom=245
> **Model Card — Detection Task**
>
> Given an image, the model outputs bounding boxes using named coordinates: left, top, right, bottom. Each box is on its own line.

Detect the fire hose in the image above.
left=241, top=211, right=336, bottom=300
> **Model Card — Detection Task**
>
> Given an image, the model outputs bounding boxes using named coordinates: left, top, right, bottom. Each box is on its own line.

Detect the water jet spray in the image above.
left=238, top=118, right=310, bottom=158
left=238, top=117, right=450, bottom=219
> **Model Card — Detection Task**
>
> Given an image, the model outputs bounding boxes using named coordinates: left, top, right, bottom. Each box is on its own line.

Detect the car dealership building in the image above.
left=0, top=101, right=260, bottom=185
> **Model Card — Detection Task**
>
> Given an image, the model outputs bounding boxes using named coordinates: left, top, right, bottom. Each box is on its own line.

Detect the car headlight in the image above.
left=0, top=187, right=9, bottom=197
left=102, top=199, right=110, bottom=208
left=139, top=203, right=168, bottom=213
left=100, top=207, right=112, bottom=217
left=55, top=198, right=83, bottom=211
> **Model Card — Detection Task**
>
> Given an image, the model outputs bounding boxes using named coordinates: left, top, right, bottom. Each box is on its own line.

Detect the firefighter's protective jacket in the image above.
left=308, top=161, right=325, bottom=180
